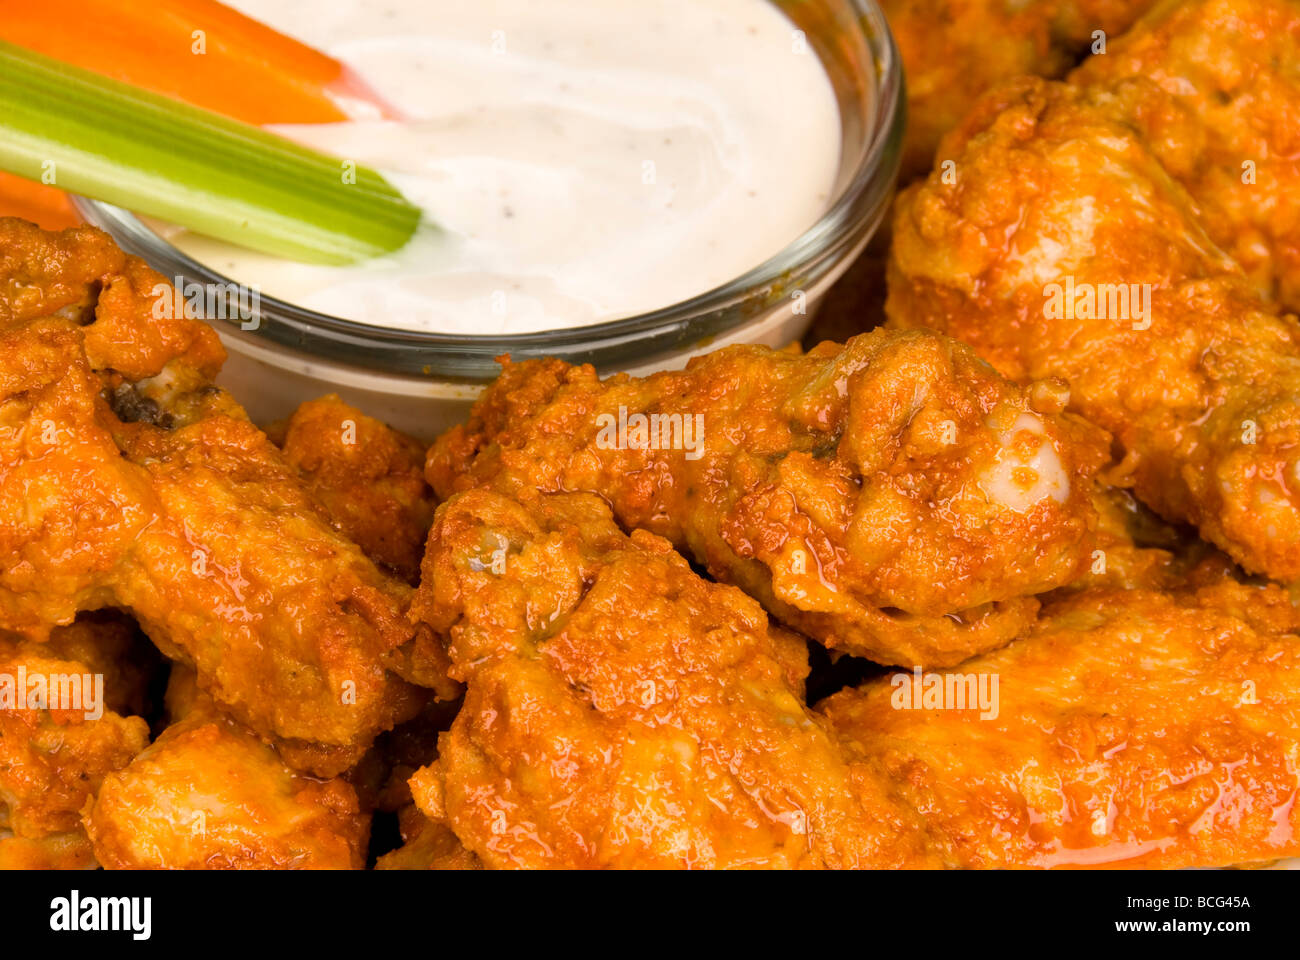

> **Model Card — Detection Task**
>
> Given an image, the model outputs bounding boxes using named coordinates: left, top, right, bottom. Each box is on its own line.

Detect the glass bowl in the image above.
left=74, top=0, right=904, bottom=439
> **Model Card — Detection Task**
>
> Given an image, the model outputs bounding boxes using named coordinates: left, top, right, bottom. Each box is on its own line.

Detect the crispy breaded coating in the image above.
left=273, top=394, right=435, bottom=585
left=819, top=0, right=1160, bottom=340
left=428, top=330, right=1108, bottom=667
left=884, top=0, right=1157, bottom=177
left=0, top=617, right=151, bottom=869
left=822, top=577, right=1300, bottom=868
left=887, top=78, right=1300, bottom=582
left=0, top=831, right=100, bottom=870
left=407, top=488, right=941, bottom=869
left=113, top=409, right=436, bottom=774
left=886, top=0, right=1067, bottom=179
left=0, top=220, right=442, bottom=776
left=1071, top=0, right=1300, bottom=311
left=84, top=667, right=368, bottom=870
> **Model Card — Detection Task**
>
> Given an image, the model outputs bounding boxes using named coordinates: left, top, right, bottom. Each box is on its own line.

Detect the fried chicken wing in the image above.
left=885, top=0, right=1157, bottom=177
left=116, top=412, right=437, bottom=774
left=85, top=666, right=368, bottom=870
left=887, top=78, right=1300, bottom=582
left=0, top=832, right=99, bottom=870
left=0, top=219, right=440, bottom=776
left=822, top=577, right=1300, bottom=868
left=816, top=0, right=1162, bottom=340
left=428, top=330, right=1108, bottom=667
left=0, top=615, right=152, bottom=870
left=406, top=488, right=941, bottom=869
left=271, top=394, right=436, bottom=585
left=1070, top=0, right=1300, bottom=311
left=270, top=395, right=453, bottom=698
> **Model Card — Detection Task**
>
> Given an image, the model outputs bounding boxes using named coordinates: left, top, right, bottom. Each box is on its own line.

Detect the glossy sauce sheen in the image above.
left=163, top=0, right=842, bottom=333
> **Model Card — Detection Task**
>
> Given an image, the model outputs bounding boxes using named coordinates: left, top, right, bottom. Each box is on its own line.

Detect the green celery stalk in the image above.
left=0, top=40, right=422, bottom=264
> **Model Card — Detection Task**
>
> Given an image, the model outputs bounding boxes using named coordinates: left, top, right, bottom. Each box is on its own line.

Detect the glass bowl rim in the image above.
left=73, top=0, right=903, bottom=369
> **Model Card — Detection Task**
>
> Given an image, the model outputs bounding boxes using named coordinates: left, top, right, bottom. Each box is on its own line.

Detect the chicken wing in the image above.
left=428, top=330, right=1108, bottom=667
left=885, top=0, right=1157, bottom=177
left=1070, top=0, right=1300, bottom=311
left=814, top=0, right=1162, bottom=340
left=887, top=78, right=1300, bottom=582
left=85, top=666, right=368, bottom=870
left=0, top=615, right=152, bottom=869
left=822, top=576, right=1300, bottom=868
left=0, top=219, right=440, bottom=775
left=271, top=394, right=436, bottom=586
left=406, top=487, right=941, bottom=868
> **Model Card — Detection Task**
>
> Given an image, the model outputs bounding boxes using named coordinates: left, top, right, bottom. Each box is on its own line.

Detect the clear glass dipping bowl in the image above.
left=75, top=0, right=904, bottom=439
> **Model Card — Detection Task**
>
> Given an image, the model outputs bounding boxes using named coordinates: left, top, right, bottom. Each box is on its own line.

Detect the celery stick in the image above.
left=0, top=40, right=422, bottom=264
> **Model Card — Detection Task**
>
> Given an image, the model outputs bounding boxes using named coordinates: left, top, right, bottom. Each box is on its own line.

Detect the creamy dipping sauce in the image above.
left=158, top=0, right=842, bottom=334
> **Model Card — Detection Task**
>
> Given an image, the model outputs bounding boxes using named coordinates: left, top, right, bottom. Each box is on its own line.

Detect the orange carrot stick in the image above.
left=0, top=0, right=395, bottom=125
left=0, top=172, right=80, bottom=230
left=0, top=0, right=397, bottom=226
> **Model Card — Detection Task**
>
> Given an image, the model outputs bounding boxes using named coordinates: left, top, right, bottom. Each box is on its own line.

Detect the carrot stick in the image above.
left=0, top=41, right=422, bottom=264
left=0, top=172, right=80, bottom=230
left=0, top=0, right=399, bottom=227
left=0, top=0, right=395, bottom=126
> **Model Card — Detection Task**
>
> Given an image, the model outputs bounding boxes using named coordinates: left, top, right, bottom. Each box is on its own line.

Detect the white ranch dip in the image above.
left=160, top=0, right=842, bottom=334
